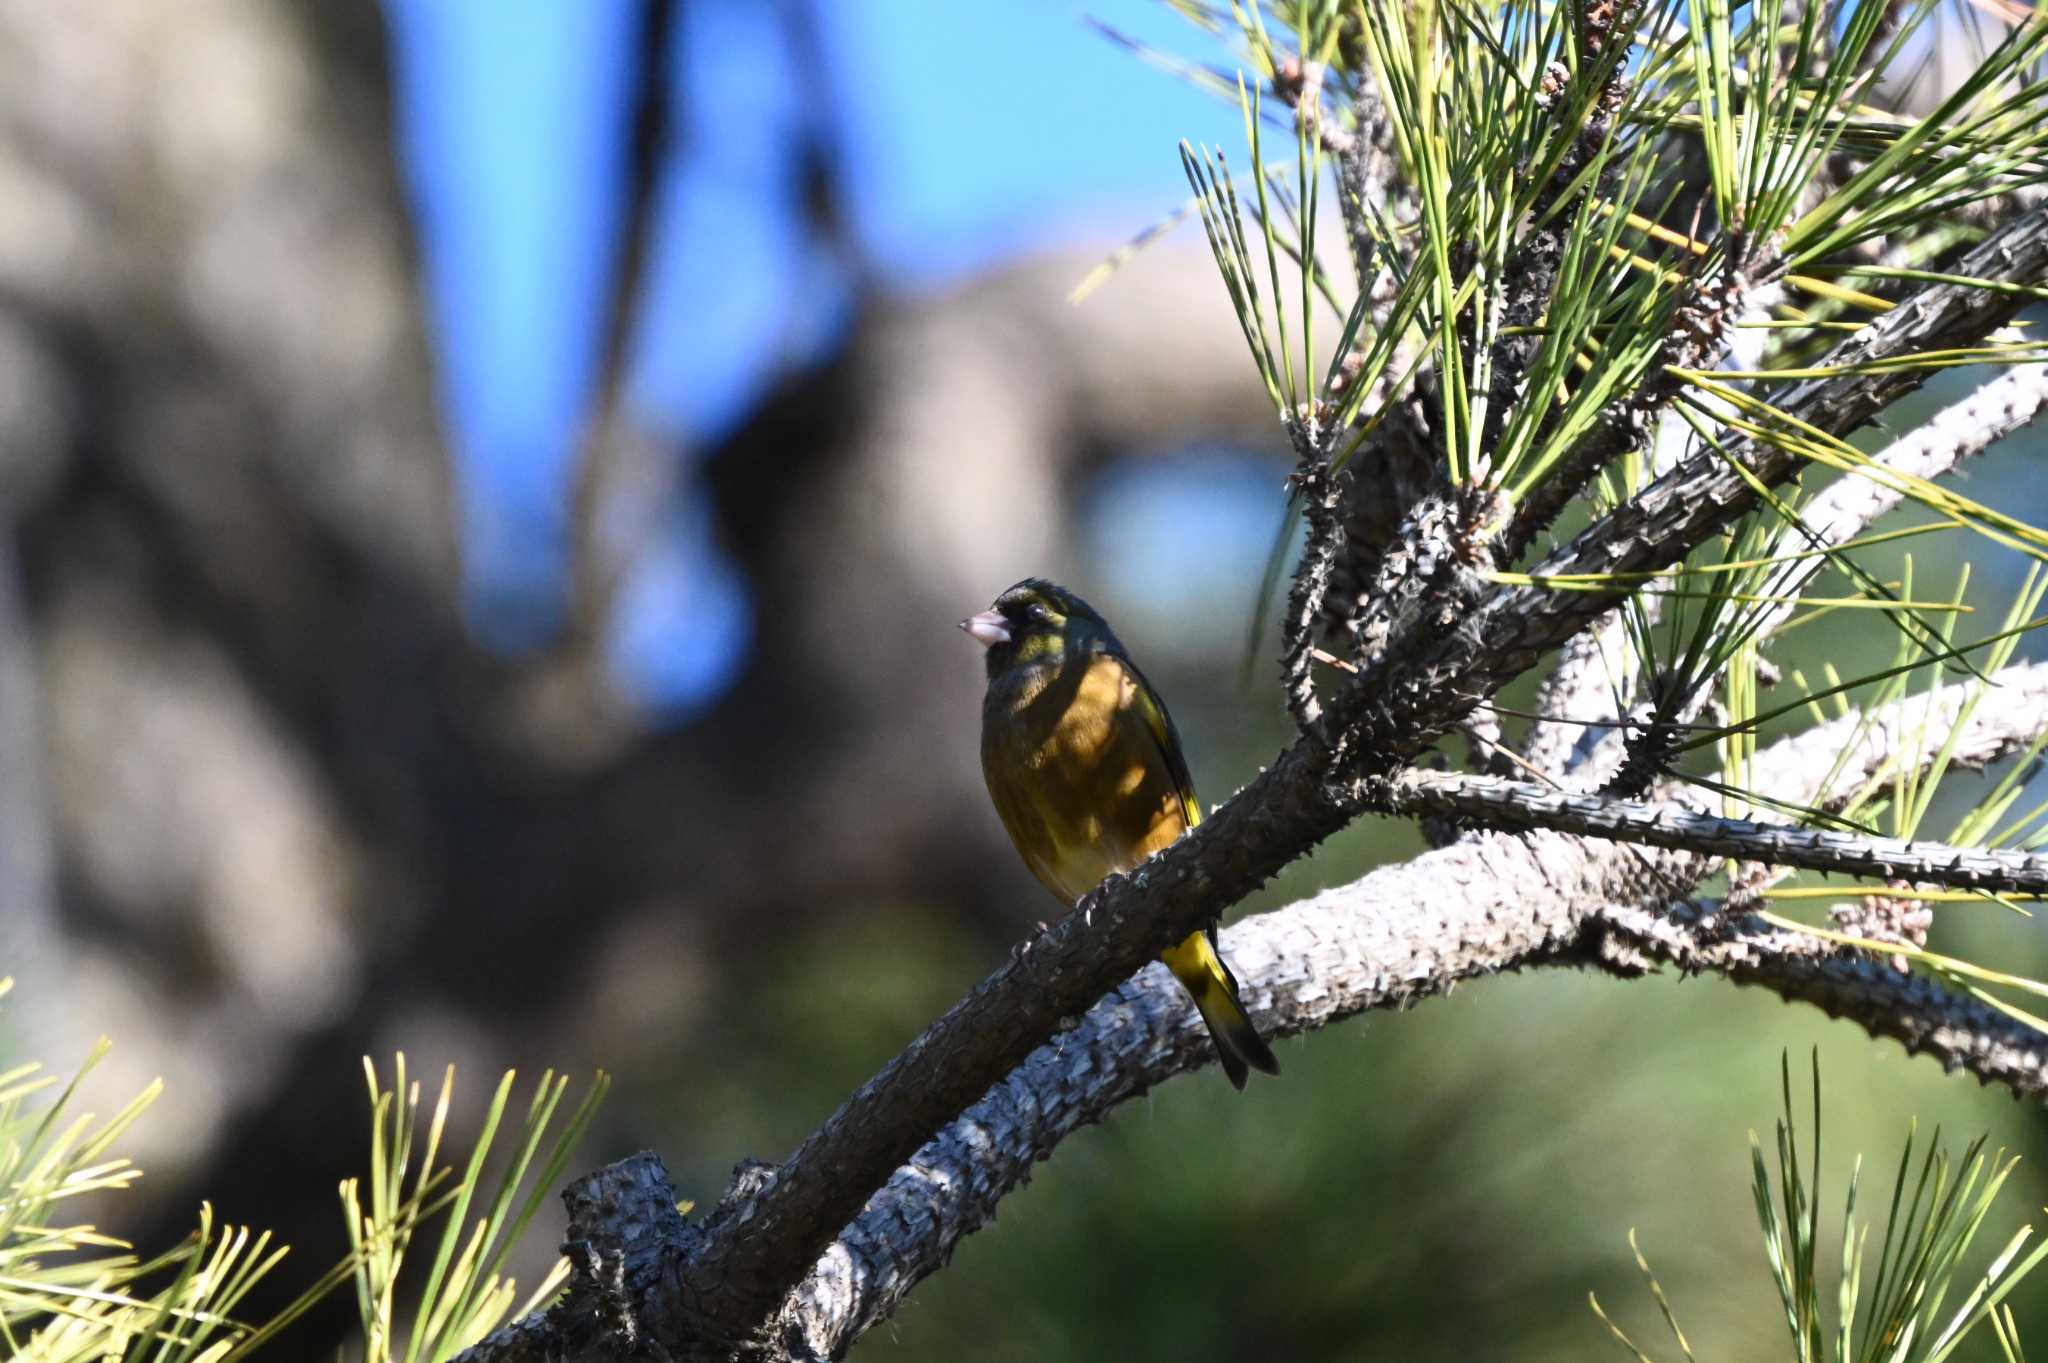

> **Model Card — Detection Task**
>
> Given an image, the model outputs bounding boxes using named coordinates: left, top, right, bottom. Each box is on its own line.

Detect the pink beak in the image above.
left=959, top=610, right=1010, bottom=648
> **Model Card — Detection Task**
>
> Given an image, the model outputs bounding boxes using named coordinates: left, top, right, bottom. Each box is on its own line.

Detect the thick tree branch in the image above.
left=774, top=823, right=1654, bottom=1357
left=669, top=740, right=1361, bottom=1353
left=764, top=661, right=2048, bottom=1356
left=457, top=821, right=1663, bottom=1363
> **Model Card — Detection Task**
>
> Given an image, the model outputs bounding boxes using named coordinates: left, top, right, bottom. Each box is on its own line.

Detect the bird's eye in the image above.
left=1032, top=603, right=1053, bottom=622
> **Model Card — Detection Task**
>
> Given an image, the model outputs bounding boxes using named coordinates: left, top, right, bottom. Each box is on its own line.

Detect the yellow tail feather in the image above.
left=1159, top=930, right=1280, bottom=1090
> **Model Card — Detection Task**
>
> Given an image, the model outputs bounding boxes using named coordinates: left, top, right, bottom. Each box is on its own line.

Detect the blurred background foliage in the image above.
left=0, top=1, right=2043, bottom=1359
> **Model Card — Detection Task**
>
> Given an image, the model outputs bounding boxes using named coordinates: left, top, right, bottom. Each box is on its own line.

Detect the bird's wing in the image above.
left=1108, top=648, right=1230, bottom=953
left=1112, top=651, right=1202, bottom=832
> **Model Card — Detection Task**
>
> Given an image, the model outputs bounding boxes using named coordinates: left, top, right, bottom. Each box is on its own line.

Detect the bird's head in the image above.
left=959, top=578, right=1113, bottom=677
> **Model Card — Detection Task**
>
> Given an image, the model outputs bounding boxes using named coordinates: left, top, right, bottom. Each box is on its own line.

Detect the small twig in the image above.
left=1455, top=715, right=1570, bottom=788
left=1481, top=701, right=1722, bottom=733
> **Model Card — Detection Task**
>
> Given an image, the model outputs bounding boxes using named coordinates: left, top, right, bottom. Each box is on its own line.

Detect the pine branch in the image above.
left=1479, top=25, right=1634, bottom=466
left=453, top=646, right=2048, bottom=1363
left=1438, top=198, right=2048, bottom=718
left=1385, top=767, right=2048, bottom=894
left=1595, top=895, right=2048, bottom=1096
left=1316, top=68, right=1432, bottom=626
left=1278, top=199, right=2048, bottom=815
left=1281, top=447, right=1348, bottom=727
left=772, top=822, right=1638, bottom=1358
left=763, top=660, right=2048, bottom=1359
left=1749, top=354, right=2048, bottom=644
left=1493, top=253, right=1771, bottom=568
left=461, top=821, right=1642, bottom=1363
left=607, top=202, right=2048, bottom=1357
left=1331, top=70, right=1406, bottom=301
left=441, top=107, right=2048, bottom=1358
left=658, top=738, right=1364, bottom=1355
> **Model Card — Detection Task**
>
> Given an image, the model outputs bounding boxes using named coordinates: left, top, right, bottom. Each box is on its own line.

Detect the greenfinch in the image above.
left=961, top=578, right=1280, bottom=1089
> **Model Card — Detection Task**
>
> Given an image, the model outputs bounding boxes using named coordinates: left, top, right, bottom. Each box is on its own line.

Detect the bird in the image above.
left=960, top=578, right=1280, bottom=1089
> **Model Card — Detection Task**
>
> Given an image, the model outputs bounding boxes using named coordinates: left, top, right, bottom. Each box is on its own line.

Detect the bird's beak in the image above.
left=959, top=610, right=1010, bottom=648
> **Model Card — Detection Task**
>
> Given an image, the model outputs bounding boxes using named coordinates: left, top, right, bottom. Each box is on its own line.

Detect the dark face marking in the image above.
left=966, top=579, right=1113, bottom=676
left=987, top=577, right=1105, bottom=667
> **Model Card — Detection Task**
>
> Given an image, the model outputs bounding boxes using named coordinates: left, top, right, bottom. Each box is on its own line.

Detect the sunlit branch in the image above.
left=1753, top=355, right=2048, bottom=644
left=1384, top=767, right=2048, bottom=895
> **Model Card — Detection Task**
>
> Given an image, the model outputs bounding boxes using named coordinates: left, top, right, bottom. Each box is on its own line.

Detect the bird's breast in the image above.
left=982, top=653, right=1186, bottom=903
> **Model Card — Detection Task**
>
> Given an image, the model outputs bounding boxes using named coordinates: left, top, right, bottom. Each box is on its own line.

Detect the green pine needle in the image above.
left=1596, top=1053, right=2048, bottom=1362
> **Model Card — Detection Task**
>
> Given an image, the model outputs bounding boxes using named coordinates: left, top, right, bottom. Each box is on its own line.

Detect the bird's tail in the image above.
left=1159, top=930, right=1280, bottom=1090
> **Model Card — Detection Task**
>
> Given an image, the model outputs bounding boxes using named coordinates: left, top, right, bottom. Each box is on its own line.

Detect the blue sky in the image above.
left=382, top=1, right=1248, bottom=707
